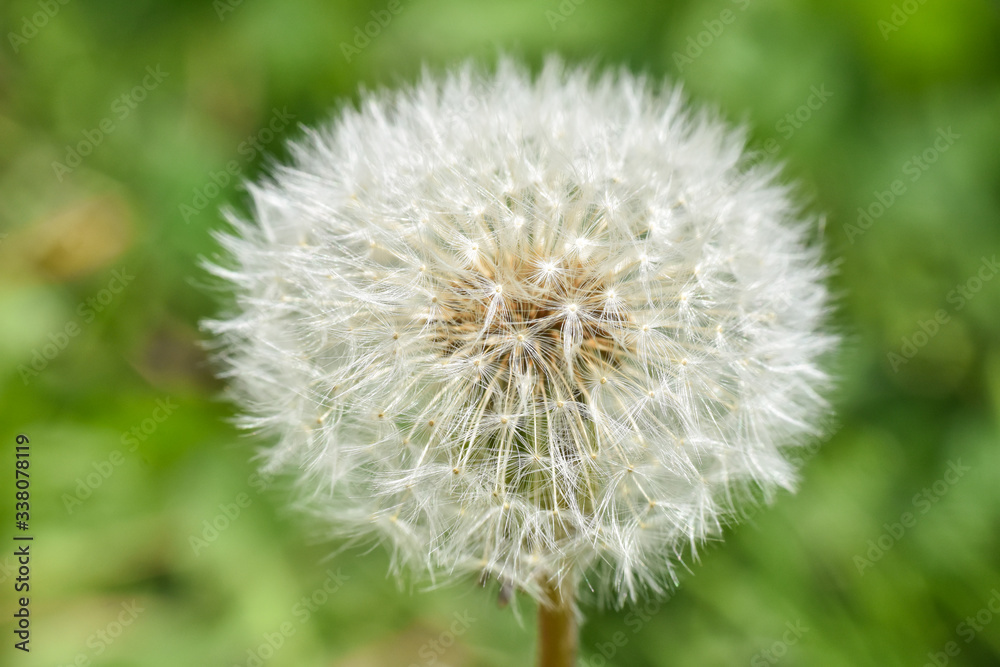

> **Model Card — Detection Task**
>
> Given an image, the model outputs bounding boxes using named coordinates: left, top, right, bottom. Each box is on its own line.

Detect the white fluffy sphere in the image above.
left=205, top=57, right=836, bottom=605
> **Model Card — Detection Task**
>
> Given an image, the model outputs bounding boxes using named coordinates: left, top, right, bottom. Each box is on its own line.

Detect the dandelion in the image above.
left=204, top=57, right=836, bottom=666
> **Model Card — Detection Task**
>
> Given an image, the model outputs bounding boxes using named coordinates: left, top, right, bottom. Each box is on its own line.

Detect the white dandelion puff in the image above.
left=203, top=56, right=837, bottom=641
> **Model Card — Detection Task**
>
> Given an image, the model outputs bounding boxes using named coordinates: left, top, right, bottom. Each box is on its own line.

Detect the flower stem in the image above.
left=536, top=580, right=577, bottom=667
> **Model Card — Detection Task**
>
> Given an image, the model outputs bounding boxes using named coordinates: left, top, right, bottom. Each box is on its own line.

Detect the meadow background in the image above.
left=2, top=0, right=999, bottom=665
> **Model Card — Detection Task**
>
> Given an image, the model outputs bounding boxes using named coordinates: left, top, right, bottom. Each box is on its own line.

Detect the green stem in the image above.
left=537, top=580, right=577, bottom=667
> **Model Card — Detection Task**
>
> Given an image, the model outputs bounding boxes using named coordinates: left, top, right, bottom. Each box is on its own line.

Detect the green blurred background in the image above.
left=2, top=0, right=999, bottom=665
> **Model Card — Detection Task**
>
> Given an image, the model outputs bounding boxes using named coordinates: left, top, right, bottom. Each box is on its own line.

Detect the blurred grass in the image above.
left=2, top=0, right=1000, bottom=665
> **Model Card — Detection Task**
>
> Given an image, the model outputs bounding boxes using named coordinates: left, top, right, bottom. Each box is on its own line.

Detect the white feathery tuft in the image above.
left=203, top=57, right=837, bottom=607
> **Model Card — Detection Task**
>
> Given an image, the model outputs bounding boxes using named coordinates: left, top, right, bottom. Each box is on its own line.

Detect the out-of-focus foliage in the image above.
left=0, top=1, right=998, bottom=665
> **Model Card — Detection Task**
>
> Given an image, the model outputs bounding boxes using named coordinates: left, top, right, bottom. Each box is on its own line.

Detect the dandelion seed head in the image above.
left=204, top=57, right=836, bottom=606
